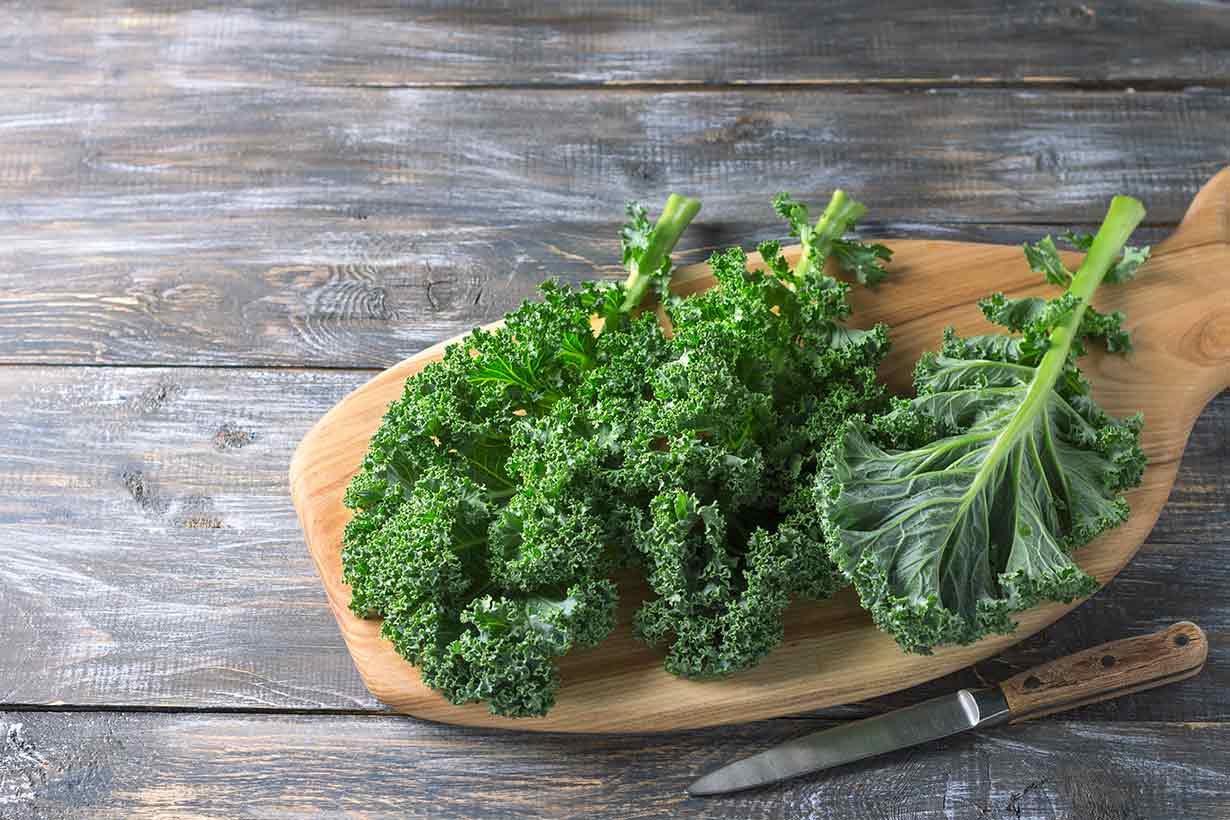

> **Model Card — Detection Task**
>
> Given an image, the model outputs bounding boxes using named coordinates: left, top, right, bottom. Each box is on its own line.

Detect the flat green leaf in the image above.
left=821, top=196, right=1149, bottom=653
left=1023, top=236, right=1072, bottom=286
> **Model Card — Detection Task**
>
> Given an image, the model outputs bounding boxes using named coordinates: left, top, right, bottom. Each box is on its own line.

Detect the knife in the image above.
left=689, top=621, right=1208, bottom=796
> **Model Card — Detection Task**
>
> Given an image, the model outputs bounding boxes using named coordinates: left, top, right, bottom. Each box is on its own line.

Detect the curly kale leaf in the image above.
left=819, top=196, right=1150, bottom=654
left=381, top=580, right=618, bottom=719
left=633, top=491, right=796, bottom=678
left=630, top=192, right=890, bottom=677
left=999, top=227, right=1149, bottom=361
left=341, top=196, right=699, bottom=717
left=1029, top=229, right=1151, bottom=287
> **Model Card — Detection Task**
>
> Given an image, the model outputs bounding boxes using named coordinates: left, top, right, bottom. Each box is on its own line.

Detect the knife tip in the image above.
left=686, top=772, right=728, bottom=797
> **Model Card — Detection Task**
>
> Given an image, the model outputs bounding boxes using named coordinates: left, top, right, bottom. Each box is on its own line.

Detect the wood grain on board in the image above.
left=4, top=1, right=1230, bottom=89
left=288, top=170, right=1230, bottom=732
left=0, top=86, right=1228, bottom=366
left=2, top=711, right=1228, bottom=820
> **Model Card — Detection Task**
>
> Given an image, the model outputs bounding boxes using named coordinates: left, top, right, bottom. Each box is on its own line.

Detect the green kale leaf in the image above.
left=630, top=191, right=892, bottom=677
left=341, top=195, right=700, bottom=717
left=818, top=196, right=1150, bottom=654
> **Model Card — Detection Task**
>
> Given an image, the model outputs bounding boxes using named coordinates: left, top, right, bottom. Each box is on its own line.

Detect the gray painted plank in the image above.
left=5, top=1, right=1230, bottom=88
left=0, top=364, right=1225, bottom=719
left=0, top=84, right=1225, bottom=366
left=0, top=367, right=376, bottom=711
left=1, top=711, right=1226, bottom=819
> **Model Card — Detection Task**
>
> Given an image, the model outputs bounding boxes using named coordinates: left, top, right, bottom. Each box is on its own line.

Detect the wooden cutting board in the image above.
left=290, top=168, right=1230, bottom=733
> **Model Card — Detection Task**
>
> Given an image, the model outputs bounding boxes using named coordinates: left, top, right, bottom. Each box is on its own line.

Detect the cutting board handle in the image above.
left=1135, top=168, right=1230, bottom=404
left=1161, top=167, right=1230, bottom=255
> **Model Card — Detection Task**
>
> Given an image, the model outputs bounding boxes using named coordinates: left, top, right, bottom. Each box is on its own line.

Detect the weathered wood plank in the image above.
left=5, top=1, right=1230, bottom=89
left=0, top=365, right=1225, bottom=719
left=0, top=367, right=377, bottom=711
left=1, top=711, right=1227, bottom=819
left=0, top=217, right=1173, bottom=371
left=0, top=84, right=1224, bottom=366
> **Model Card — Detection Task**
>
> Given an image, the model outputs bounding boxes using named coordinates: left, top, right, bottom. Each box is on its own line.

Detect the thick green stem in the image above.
left=620, top=193, right=702, bottom=312
left=793, top=189, right=867, bottom=280
left=965, top=195, right=1146, bottom=499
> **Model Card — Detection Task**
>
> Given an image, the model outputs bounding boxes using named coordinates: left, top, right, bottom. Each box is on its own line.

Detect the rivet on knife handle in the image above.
left=999, top=621, right=1208, bottom=722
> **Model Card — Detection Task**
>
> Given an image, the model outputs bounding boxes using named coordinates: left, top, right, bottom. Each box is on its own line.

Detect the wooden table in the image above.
left=1, top=4, right=1228, bottom=818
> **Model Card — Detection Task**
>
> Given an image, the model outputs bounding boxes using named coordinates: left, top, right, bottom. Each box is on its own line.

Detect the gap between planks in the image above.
left=308, top=78, right=1230, bottom=92
left=2, top=702, right=1225, bottom=730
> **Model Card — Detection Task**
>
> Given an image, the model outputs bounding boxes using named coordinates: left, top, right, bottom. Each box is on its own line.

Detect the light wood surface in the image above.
left=290, top=168, right=1230, bottom=732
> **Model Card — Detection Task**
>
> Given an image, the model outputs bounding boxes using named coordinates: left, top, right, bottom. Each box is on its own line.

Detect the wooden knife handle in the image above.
left=1000, top=622, right=1208, bottom=722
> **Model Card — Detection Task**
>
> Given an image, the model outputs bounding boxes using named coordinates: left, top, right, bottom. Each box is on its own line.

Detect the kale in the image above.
left=344, top=187, right=900, bottom=713
left=818, top=196, right=1150, bottom=654
left=341, top=195, right=700, bottom=717
left=630, top=190, right=893, bottom=677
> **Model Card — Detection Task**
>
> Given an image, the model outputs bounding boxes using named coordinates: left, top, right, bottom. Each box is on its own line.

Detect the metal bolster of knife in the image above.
left=956, top=687, right=1011, bottom=728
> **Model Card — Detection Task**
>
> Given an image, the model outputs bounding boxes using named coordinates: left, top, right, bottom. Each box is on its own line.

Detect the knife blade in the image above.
left=689, top=621, right=1207, bottom=797
left=688, top=687, right=1008, bottom=796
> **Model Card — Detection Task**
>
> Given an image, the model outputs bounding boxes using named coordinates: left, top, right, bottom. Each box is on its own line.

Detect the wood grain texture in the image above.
left=290, top=170, right=1230, bottom=732
left=0, top=366, right=379, bottom=711
left=0, top=363, right=1227, bottom=719
left=4, top=1, right=1230, bottom=89
left=1000, top=621, right=1208, bottom=721
left=1, top=84, right=1228, bottom=366
left=2, top=711, right=1227, bottom=820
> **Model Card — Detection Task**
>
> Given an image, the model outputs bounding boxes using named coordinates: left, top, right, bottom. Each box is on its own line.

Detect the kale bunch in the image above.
left=341, top=195, right=700, bottom=717
left=342, top=189, right=895, bottom=716
left=628, top=191, right=893, bottom=678
left=819, top=196, right=1150, bottom=654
